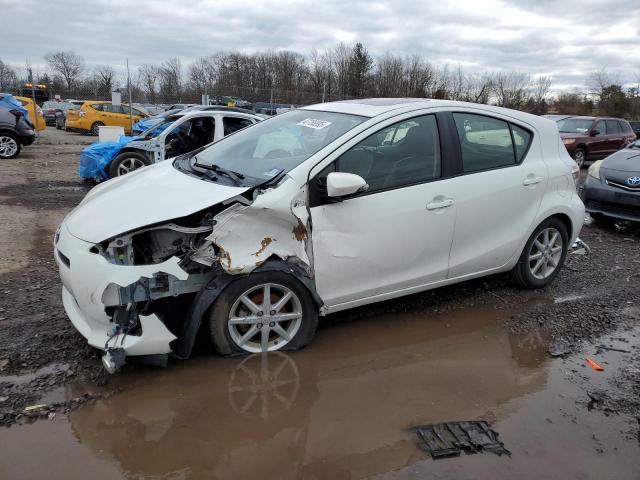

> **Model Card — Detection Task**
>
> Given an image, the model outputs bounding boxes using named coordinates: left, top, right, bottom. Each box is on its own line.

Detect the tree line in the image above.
left=1, top=43, right=639, bottom=119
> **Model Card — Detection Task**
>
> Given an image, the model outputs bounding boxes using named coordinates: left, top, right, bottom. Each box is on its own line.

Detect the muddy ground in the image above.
left=0, top=129, right=639, bottom=479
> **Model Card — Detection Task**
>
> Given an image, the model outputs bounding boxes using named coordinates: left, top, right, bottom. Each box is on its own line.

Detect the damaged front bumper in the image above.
left=55, top=223, right=178, bottom=356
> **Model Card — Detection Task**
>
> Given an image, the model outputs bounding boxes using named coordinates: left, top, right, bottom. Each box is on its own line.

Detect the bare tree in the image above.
left=528, top=75, right=552, bottom=114
left=138, top=64, right=160, bottom=101
left=492, top=71, right=531, bottom=109
left=94, top=64, right=116, bottom=94
left=44, top=51, right=84, bottom=92
left=0, top=59, right=18, bottom=91
left=465, top=73, right=493, bottom=104
left=158, top=58, right=182, bottom=101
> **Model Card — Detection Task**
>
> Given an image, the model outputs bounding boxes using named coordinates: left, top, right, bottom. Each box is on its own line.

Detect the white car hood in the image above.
left=65, top=160, right=249, bottom=243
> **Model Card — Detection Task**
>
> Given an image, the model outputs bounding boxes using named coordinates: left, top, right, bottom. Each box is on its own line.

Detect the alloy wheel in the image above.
left=573, top=150, right=585, bottom=167
left=528, top=227, right=563, bottom=280
left=116, top=157, right=146, bottom=176
left=0, top=135, right=18, bottom=158
left=227, top=283, right=303, bottom=353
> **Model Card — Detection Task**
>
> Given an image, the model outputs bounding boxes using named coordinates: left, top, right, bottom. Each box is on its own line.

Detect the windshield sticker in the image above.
left=297, top=118, right=332, bottom=130
left=264, top=168, right=281, bottom=177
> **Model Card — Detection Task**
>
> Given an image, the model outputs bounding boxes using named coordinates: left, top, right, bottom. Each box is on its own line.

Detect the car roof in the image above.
left=173, top=109, right=259, bottom=119
left=302, top=98, right=556, bottom=129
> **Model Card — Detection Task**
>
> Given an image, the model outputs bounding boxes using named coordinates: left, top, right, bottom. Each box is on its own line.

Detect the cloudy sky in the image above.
left=2, top=0, right=639, bottom=91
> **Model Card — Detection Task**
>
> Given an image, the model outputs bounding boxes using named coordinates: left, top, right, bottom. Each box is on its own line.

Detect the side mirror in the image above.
left=590, top=130, right=599, bottom=136
left=326, top=172, right=369, bottom=198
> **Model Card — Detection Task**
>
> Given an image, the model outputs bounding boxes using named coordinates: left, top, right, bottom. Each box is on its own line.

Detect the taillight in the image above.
left=47, top=108, right=55, bottom=113
left=9, top=109, right=23, bottom=118
left=79, top=110, right=86, bottom=117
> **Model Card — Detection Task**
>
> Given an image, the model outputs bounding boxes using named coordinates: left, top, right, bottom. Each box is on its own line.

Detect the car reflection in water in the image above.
left=69, top=306, right=549, bottom=479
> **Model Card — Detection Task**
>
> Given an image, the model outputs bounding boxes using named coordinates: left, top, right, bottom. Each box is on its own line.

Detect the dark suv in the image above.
left=558, top=116, right=636, bottom=167
left=0, top=105, right=36, bottom=159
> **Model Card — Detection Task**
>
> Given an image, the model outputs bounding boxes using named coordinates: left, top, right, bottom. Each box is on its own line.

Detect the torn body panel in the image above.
left=121, top=138, right=164, bottom=163
left=209, top=178, right=313, bottom=275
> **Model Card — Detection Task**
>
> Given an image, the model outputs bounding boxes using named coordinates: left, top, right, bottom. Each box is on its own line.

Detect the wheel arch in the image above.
left=547, top=212, right=573, bottom=241
left=171, top=256, right=322, bottom=359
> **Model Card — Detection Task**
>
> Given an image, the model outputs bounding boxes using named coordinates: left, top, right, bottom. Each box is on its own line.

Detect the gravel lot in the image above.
left=0, top=128, right=638, bottom=479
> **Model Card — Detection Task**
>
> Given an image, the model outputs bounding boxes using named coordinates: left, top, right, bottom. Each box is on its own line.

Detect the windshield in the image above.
left=557, top=118, right=593, bottom=134
left=193, top=110, right=366, bottom=181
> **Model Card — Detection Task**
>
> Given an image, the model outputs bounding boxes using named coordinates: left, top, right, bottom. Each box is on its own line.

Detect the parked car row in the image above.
left=0, top=93, right=40, bottom=159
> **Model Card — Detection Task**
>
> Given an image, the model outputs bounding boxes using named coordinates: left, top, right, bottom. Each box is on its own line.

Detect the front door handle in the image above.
left=523, top=175, right=543, bottom=186
left=426, top=197, right=454, bottom=210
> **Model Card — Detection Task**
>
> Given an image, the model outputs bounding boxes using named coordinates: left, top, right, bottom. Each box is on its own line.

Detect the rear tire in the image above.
left=0, top=132, right=21, bottom=159
left=90, top=121, right=105, bottom=136
left=572, top=147, right=586, bottom=167
left=511, top=217, right=568, bottom=289
left=108, top=151, right=151, bottom=178
left=209, top=271, right=318, bottom=356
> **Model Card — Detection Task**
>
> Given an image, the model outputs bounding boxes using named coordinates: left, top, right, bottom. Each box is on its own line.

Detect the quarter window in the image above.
left=511, top=124, right=532, bottom=162
left=453, top=113, right=525, bottom=172
left=335, top=114, right=441, bottom=193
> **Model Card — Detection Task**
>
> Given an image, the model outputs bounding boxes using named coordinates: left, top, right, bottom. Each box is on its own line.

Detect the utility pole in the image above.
left=322, top=80, right=326, bottom=103
left=270, top=88, right=274, bottom=115
left=126, top=58, right=133, bottom=133
left=26, top=63, right=38, bottom=137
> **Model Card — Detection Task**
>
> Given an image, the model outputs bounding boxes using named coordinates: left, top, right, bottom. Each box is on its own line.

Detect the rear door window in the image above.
left=223, top=116, right=254, bottom=135
left=453, top=113, right=519, bottom=172
left=606, top=120, right=621, bottom=135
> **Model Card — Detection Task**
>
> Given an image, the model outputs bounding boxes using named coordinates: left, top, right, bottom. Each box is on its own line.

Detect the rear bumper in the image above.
left=581, top=175, right=640, bottom=222
left=19, top=130, right=36, bottom=146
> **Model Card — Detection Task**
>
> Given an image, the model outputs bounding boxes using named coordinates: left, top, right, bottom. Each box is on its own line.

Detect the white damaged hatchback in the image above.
left=54, top=99, right=585, bottom=372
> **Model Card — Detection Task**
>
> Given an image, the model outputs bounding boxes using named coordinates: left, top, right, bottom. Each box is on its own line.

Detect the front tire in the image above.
left=511, top=217, right=568, bottom=289
left=108, top=151, right=151, bottom=178
left=209, top=272, right=318, bottom=355
left=0, top=133, right=21, bottom=159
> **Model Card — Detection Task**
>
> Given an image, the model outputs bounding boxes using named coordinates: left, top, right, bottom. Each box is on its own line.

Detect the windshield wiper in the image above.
left=253, top=168, right=286, bottom=189
left=193, top=156, right=244, bottom=185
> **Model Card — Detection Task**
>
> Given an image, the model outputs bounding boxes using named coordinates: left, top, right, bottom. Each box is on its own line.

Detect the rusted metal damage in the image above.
left=253, top=237, right=274, bottom=257
left=209, top=182, right=313, bottom=275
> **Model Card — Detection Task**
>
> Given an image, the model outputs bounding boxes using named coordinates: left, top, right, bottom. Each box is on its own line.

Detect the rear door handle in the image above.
left=522, top=176, right=543, bottom=186
left=426, top=197, right=454, bottom=210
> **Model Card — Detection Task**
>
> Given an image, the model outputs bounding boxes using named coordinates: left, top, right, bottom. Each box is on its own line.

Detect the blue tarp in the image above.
left=133, top=117, right=163, bottom=134
left=0, top=93, right=31, bottom=123
left=78, top=135, right=140, bottom=181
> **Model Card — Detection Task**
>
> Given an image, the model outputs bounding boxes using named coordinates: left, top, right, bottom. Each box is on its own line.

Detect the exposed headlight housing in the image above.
left=588, top=160, right=603, bottom=180
left=563, top=138, right=576, bottom=145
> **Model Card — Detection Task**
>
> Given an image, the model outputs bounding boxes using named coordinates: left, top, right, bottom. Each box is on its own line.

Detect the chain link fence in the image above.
left=6, top=83, right=364, bottom=113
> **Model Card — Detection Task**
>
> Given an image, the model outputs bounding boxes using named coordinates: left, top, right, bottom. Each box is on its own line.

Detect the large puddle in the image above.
left=1, top=305, right=638, bottom=479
